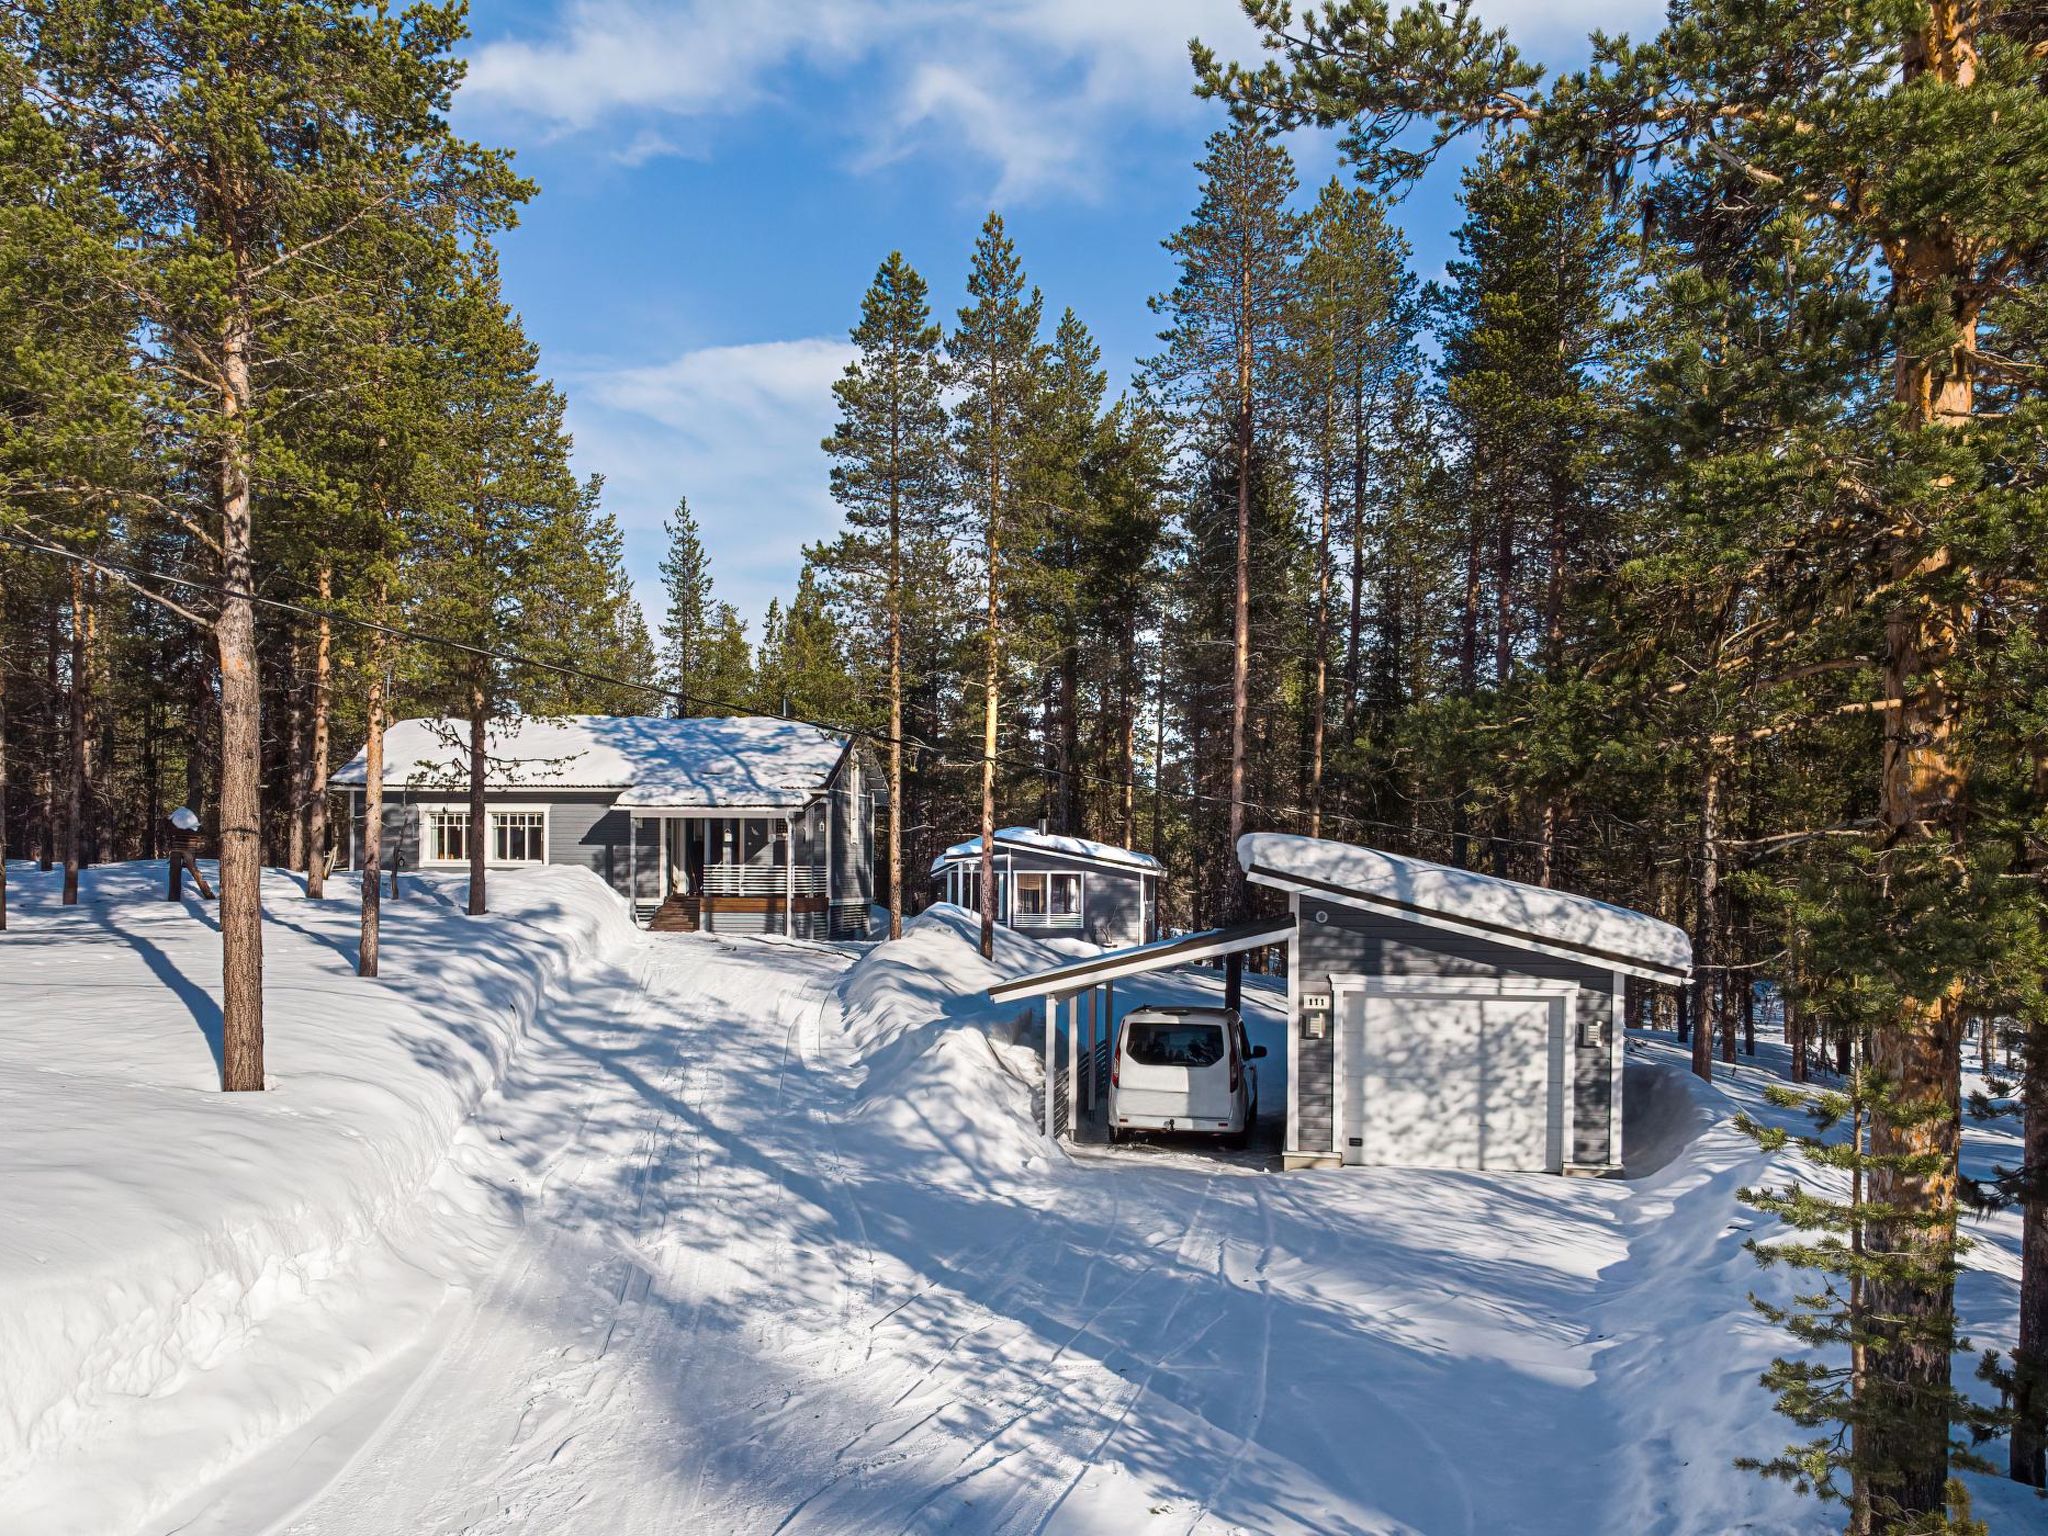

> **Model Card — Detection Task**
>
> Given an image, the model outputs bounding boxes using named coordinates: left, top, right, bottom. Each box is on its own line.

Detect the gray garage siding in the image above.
left=1291, top=900, right=1616, bottom=1167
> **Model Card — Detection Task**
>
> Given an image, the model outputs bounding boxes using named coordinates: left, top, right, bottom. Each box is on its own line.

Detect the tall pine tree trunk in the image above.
left=2013, top=1019, right=2048, bottom=1485
left=1344, top=367, right=1366, bottom=740
left=885, top=434, right=904, bottom=943
left=1692, top=755, right=1719, bottom=1084
left=359, top=590, right=387, bottom=978
left=215, top=290, right=267, bottom=1093
left=62, top=562, right=85, bottom=906
left=1226, top=295, right=1254, bottom=922
left=1308, top=456, right=1333, bottom=839
left=2014, top=642, right=2048, bottom=1486
left=1855, top=16, right=1981, bottom=1517
left=0, top=569, right=9, bottom=931
left=1058, top=643, right=1080, bottom=835
left=305, top=565, right=333, bottom=898
left=286, top=634, right=308, bottom=874
left=39, top=612, right=56, bottom=871
left=467, top=667, right=488, bottom=917
left=978, top=370, right=1001, bottom=962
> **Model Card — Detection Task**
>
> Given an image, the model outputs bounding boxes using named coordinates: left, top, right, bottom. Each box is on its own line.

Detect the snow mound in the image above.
left=1621, top=1048, right=1724, bottom=1179
left=0, top=862, right=639, bottom=1535
left=837, top=905, right=1088, bottom=1180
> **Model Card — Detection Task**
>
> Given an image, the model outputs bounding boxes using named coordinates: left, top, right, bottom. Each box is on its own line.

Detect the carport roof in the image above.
left=986, top=916, right=1295, bottom=1004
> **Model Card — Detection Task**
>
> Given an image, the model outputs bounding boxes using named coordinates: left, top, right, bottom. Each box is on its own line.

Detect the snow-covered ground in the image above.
left=0, top=862, right=2036, bottom=1534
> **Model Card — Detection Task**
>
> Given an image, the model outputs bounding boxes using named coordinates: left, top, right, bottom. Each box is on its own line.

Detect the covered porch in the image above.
left=626, top=807, right=830, bottom=937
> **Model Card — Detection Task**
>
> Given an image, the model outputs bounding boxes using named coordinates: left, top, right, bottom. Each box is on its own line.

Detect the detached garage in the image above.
left=1240, top=834, right=1691, bottom=1174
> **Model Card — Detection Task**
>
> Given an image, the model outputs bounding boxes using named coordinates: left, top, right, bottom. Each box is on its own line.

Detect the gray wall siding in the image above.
left=347, top=788, right=625, bottom=892
left=1297, top=1030, right=1336, bottom=1152
left=1292, top=901, right=1616, bottom=1166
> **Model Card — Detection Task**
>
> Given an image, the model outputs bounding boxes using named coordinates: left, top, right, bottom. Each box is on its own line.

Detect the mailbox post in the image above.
left=165, top=807, right=214, bottom=901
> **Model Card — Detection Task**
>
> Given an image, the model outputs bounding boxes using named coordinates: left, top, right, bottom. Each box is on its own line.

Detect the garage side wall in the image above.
left=1291, top=901, right=1616, bottom=1166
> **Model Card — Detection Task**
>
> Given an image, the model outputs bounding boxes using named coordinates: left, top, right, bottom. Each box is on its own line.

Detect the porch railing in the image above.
left=701, top=864, right=828, bottom=897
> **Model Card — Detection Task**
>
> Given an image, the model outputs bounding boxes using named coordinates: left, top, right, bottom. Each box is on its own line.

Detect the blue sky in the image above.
left=451, top=0, right=1665, bottom=632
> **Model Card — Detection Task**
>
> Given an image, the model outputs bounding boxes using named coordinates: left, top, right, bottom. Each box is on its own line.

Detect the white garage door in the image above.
left=1340, top=989, right=1565, bottom=1171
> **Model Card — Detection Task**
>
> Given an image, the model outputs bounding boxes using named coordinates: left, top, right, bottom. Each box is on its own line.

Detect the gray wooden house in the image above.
left=332, top=715, right=879, bottom=938
left=989, top=832, right=1689, bottom=1175
left=930, top=827, right=1160, bottom=949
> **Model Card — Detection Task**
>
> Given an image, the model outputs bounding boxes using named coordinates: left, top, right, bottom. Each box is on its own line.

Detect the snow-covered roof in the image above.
left=932, top=827, right=1163, bottom=875
left=332, top=715, right=849, bottom=809
left=1240, top=832, right=1692, bottom=980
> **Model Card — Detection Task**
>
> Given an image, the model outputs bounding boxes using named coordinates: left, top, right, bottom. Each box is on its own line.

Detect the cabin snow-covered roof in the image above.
left=1240, top=832, right=1692, bottom=980
left=332, top=715, right=849, bottom=809
left=932, top=827, right=1163, bottom=875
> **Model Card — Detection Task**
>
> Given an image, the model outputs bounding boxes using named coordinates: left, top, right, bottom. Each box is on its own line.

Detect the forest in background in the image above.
left=2, top=2, right=2047, bottom=1531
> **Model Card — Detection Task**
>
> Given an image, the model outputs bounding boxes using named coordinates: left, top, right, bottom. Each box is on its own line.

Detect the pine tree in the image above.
left=813, top=251, right=952, bottom=939
left=658, top=497, right=713, bottom=716
left=1145, top=122, right=1304, bottom=920
left=1200, top=1, right=2048, bottom=1520
left=1292, top=177, right=1418, bottom=834
left=8, top=0, right=525, bottom=1088
left=694, top=602, right=754, bottom=714
left=950, top=214, right=1047, bottom=959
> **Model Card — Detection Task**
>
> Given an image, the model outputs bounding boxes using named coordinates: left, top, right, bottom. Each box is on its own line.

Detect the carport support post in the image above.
left=1086, top=987, right=1098, bottom=1110
left=1103, top=979, right=1114, bottom=1102
left=1068, top=994, right=1080, bottom=1139
left=1224, top=951, right=1243, bottom=1013
left=1044, top=996, right=1058, bottom=1138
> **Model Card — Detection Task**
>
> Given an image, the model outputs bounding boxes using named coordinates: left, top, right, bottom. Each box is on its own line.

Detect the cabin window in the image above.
left=1014, top=872, right=1081, bottom=926
left=428, top=809, right=469, bottom=864
left=493, top=811, right=545, bottom=863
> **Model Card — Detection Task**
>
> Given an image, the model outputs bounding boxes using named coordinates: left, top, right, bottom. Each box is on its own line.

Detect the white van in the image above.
left=1108, top=1006, right=1264, bottom=1148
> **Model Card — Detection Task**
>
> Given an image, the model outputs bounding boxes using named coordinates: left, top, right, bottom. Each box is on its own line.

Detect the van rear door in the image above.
left=1119, top=1017, right=1233, bottom=1123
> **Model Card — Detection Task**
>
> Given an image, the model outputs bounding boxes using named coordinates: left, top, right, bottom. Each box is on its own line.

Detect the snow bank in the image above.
left=0, top=861, right=638, bottom=1535
left=837, top=904, right=1081, bottom=1181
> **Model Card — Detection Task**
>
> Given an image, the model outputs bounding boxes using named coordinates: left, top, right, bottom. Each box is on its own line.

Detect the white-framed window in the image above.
left=494, top=811, right=546, bottom=863
left=1014, top=871, right=1082, bottom=927
left=428, top=809, right=470, bottom=865
left=422, top=806, right=548, bottom=865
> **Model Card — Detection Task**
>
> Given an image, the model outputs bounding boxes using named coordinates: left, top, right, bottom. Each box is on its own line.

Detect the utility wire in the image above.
left=0, top=527, right=1583, bottom=857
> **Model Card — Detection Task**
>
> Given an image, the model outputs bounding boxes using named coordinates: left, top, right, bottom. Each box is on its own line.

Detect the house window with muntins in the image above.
left=425, top=807, right=547, bottom=866
left=428, top=809, right=469, bottom=864
left=493, top=811, right=545, bottom=863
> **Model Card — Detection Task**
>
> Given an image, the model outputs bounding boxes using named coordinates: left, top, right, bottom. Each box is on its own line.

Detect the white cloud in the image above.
left=463, top=0, right=1253, bottom=197
left=463, top=0, right=1669, bottom=195
left=565, top=338, right=855, bottom=627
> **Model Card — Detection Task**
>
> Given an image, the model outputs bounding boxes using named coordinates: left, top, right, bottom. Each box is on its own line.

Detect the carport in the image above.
left=987, top=916, right=1295, bottom=1142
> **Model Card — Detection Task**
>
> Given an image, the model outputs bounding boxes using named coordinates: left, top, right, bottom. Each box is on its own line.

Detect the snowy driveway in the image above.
left=150, top=925, right=1811, bottom=1536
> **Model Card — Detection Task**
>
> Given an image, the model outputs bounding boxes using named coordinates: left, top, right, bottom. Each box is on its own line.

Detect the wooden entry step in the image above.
left=648, top=893, right=700, bottom=932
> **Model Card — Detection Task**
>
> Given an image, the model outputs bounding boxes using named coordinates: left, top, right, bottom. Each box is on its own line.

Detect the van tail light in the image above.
left=1112, top=1053, right=1120, bottom=1089
left=1229, top=1057, right=1241, bottom=1093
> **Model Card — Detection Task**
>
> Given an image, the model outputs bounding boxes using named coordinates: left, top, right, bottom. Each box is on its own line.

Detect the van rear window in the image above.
left=1124, top=1021, right=1225, bottom=1068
